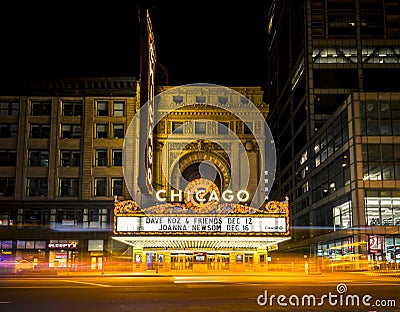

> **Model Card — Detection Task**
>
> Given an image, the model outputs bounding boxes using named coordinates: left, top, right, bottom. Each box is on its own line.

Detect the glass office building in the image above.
left=267, top=0, right=400, bottom=269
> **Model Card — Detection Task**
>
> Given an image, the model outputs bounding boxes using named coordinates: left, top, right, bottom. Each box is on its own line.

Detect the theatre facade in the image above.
left=0, top=79, right=290, bottom=273
left=111, top=83, right=291, bottom=272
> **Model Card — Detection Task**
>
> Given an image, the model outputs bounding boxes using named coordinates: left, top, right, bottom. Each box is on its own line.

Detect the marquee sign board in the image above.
left=113, top=200, right=290, bottom=237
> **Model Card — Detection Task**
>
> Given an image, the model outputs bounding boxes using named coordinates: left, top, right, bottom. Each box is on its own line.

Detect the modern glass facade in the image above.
left=267, top=0, right=400, bottom=269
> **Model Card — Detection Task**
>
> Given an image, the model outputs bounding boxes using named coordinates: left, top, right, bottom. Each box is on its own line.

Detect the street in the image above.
left=0, top=272, right=399, bottom=312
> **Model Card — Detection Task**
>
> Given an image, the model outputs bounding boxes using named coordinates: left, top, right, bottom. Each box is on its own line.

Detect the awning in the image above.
left=112, top=236, right=291, bottom=250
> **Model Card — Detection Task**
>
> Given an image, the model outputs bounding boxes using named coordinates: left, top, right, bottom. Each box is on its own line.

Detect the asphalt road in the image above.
left=0, top=272, right=399, bottom=312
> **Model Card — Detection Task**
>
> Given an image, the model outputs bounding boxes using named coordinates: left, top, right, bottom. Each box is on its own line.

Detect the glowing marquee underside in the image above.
left=113, top=200, right=290, bottom=237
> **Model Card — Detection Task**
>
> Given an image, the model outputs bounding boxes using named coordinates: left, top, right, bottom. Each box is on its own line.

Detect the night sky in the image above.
left=0, top=1, right=270, bottom=87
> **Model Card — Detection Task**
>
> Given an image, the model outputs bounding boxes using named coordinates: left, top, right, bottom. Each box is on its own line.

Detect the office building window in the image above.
left=0, top=150, right=16, bottom=166
left=62, top=101, right=82, bottom=116
left=94, top=178, right=107, bottom=196
left=113, top=124, right=124, bottom=138
left=362, top=144, right=400, bottom=180
left=96, top=124, right=108, bottom=138
left=97, top=101, right=109, bottom=116
left=60, top=151, right=80, bottom=167
left=0, top=100, right=19, bottom=116
left=113, top=101, right=125, bottom=116
left=26, top=178, right=48, bottom=197
left=95, top=149, right=107, bottom=166
left=30, top=124, right=50, bottom=138
left=61, top=124, right=81, bottom=139
left=0, top=178, right=15, bottom=197
left=112, top=150, right=122, bottom=166
left=365, top=190, right=400, bottom=226
left=0, top=124, right=18, bottom=138
left=333, top=198, right=353, bottom=229
left=28, top=150, right=49, bottom=167
left=112, top=178, right=123, bottom=196
left=59, top=178, right=80, bottom=197
left=31, top=100, right=51, bottom=116
left=195, top=121, right=206, bottom=134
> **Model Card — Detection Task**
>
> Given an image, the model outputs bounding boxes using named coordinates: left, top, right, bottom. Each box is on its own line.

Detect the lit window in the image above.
left=97, top=101, right=108, bottom=116
left=113, top=101, right=124, bottom=116
left=61, top=124, right=81, bottom=139
left=113, top=124, right=124, bottom=139
left=96, top=124, right=108, bottom=138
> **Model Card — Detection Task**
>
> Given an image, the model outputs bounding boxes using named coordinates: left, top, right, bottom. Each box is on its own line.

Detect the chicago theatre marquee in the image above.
left=112, top=83, right=291, bottom=272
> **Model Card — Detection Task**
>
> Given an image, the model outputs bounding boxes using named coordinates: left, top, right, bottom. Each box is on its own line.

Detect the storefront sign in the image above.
left=116, top=215, right=287, bottom=235
left=48, top=241, right=78, bottom=249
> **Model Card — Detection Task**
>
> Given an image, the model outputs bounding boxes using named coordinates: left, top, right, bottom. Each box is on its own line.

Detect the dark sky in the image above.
left=0, top=1, right=270, bottom=87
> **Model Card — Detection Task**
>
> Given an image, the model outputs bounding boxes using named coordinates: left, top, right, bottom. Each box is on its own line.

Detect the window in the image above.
left=59, top=178, right=79, bottom=197
left=173, top=96, right=183, bottom=104
left=97, top=101, right=108, bottom=116
left=82, top=208, right=108, bottom=228
left=61, top=124, right=81, bottom=139
left=94, top=178, right=107, bottom=196
left=244, top=122, right=253, bottom=134
left=28, top=150, right=49, bottom=167
left=62, top=101, right=82, bottom=116
left=30, top=124, right=50, bottom=138
left=113, top=124, right=124, bottom=138
left=0, top=124, right=18, bottom=138
left=112, top=150, right=122, bottom=166
left=55, top=210, right=78, bottom=225
left=96, top=124, right=108, bottom=138
left=95, top=150, right=107, bottom=166
left=0, top=178, right=15, bottom=197
left=26, top=178, right=48, bottom=197
left=0, top=100, right=19, bottom=116
left=113, top=101, right=124, bottom=116
left=195, top=121, right=206, bottom=134
left=218, top=96, right=228, bottom=105
left=112, top=178, right=123, bottom=196
left=172, top=121, right=183, bottom=134
left=0, top=150, right=16, bottom=166
left=31, top=101, right=51, bottom=116
left=60, top=151, right=80, bottom=167
left=218, top=122, right=229, bottom=134
left=195, top=96, right=206, bottom=104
